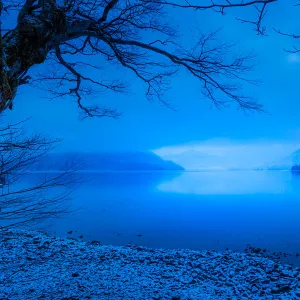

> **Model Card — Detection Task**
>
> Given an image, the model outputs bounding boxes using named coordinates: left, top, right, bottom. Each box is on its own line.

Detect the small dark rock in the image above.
left=135, top=246, right=144, bottom=252
left=67, top=231, right=73, bottom=235
left=90, top=240, right=101, bottom=245
left=72, top=273, right=79, bottom=278
left=271, top=285, right=291, bottom=294
left=261, top=279, right=270, bottom=284
left=251, top=248, right=262, bottom=254
left=1, top=238, right=13, bottom=242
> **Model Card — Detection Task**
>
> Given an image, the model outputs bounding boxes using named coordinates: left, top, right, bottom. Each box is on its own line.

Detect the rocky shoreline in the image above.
left=1, top=229, right=300, bottom=299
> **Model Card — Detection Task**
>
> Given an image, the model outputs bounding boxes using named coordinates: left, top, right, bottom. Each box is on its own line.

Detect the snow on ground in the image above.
left=1, top=229, right=300, bottom=299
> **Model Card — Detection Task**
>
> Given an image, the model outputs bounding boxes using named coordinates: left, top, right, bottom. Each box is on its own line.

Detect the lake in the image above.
left=28, top=170, right=300, bottom=265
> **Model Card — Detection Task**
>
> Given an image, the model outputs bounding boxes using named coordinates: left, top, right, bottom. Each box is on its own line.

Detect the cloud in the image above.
left=287, top=53, right=300, bottom=63
left=152, top=140, right=300, bottom=170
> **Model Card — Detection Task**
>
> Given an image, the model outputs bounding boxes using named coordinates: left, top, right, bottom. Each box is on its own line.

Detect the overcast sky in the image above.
left=3, top=1, right=300, bottom=168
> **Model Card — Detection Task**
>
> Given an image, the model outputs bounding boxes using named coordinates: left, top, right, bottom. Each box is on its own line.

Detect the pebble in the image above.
left=1, top=229, right=300, bottom=300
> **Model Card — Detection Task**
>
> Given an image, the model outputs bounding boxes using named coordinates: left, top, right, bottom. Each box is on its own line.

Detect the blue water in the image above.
left=36, top=170, right=300, bottom=264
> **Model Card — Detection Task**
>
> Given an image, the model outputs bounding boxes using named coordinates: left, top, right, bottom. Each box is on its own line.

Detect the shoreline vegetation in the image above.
left=291, top=165, right=300, bottom=172
left=1, top=230, right=300, bottom=299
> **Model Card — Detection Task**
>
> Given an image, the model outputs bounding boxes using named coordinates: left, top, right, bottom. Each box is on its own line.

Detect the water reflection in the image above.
left=11, top=170, right=300, bottom=266
left=157, top=170, right=300, bottom=195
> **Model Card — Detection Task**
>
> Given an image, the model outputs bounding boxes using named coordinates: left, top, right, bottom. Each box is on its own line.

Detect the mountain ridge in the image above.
left=32, top=151, right=185, bottom=171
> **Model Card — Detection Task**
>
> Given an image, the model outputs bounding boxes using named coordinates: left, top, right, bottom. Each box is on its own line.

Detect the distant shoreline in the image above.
left=26, top=169, right=186, bottom=173
left=24, top=169, right=293, bottom=173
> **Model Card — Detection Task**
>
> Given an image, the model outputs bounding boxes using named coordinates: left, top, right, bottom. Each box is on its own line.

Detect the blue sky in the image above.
left=3, top=1, right=300, bottom=168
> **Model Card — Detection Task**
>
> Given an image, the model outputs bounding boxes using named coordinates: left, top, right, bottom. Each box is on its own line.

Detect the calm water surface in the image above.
left=31, top=171, right=300, bottom=264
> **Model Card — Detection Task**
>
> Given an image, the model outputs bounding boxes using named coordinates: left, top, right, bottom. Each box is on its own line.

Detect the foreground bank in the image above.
left=1, top=229, right=300, bottom=299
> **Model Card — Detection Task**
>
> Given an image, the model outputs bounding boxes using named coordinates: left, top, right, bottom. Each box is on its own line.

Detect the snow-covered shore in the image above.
left=1, top=229, right=300, bottom=299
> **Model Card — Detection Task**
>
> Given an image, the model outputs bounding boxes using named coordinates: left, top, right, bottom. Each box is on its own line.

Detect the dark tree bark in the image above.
left=0, top=0, right=277, bottom=117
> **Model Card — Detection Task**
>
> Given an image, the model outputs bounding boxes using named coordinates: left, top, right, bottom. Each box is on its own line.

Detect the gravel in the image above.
left=1, top=229, right=300, bottom=299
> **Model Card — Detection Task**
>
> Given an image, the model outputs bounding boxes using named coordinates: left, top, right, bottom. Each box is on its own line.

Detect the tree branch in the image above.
left=1, top=0, right=279, bottom=116
left=99, top=0, right=119, bottom=22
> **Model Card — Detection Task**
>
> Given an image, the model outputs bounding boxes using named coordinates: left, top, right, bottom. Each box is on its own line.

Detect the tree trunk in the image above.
left=0, top=5, right=68, bottom=111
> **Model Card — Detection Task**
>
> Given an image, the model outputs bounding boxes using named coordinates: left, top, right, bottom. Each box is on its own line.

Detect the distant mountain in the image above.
left=32, top=151, right=184, bottom=171
left=266, top=149, right=300, bottom=170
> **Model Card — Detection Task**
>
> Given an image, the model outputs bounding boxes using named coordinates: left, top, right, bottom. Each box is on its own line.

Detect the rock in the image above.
left=278, top=279, right=291, bottom=286
left=67, top=231, right=73, bottom=235
left=26, top=256, right=35, bottom=261
left=135, top=246, right=145, bottom=252
left=2, top=229, right=300, bottom=300
left=271, top=285, right=291, bottom=294
left=251, top=248, right=262, bottom=254
left=261, top=279, right=270, bottom=284
left=90, top=240, right=101, bottom=246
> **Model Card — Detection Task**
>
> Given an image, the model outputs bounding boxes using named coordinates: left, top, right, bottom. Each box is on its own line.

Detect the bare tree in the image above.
left=273, top=1, right=300, bottom=54
left=0, top=0, right=278, bottom=118
left=0, top=120, right=79, bottom=230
